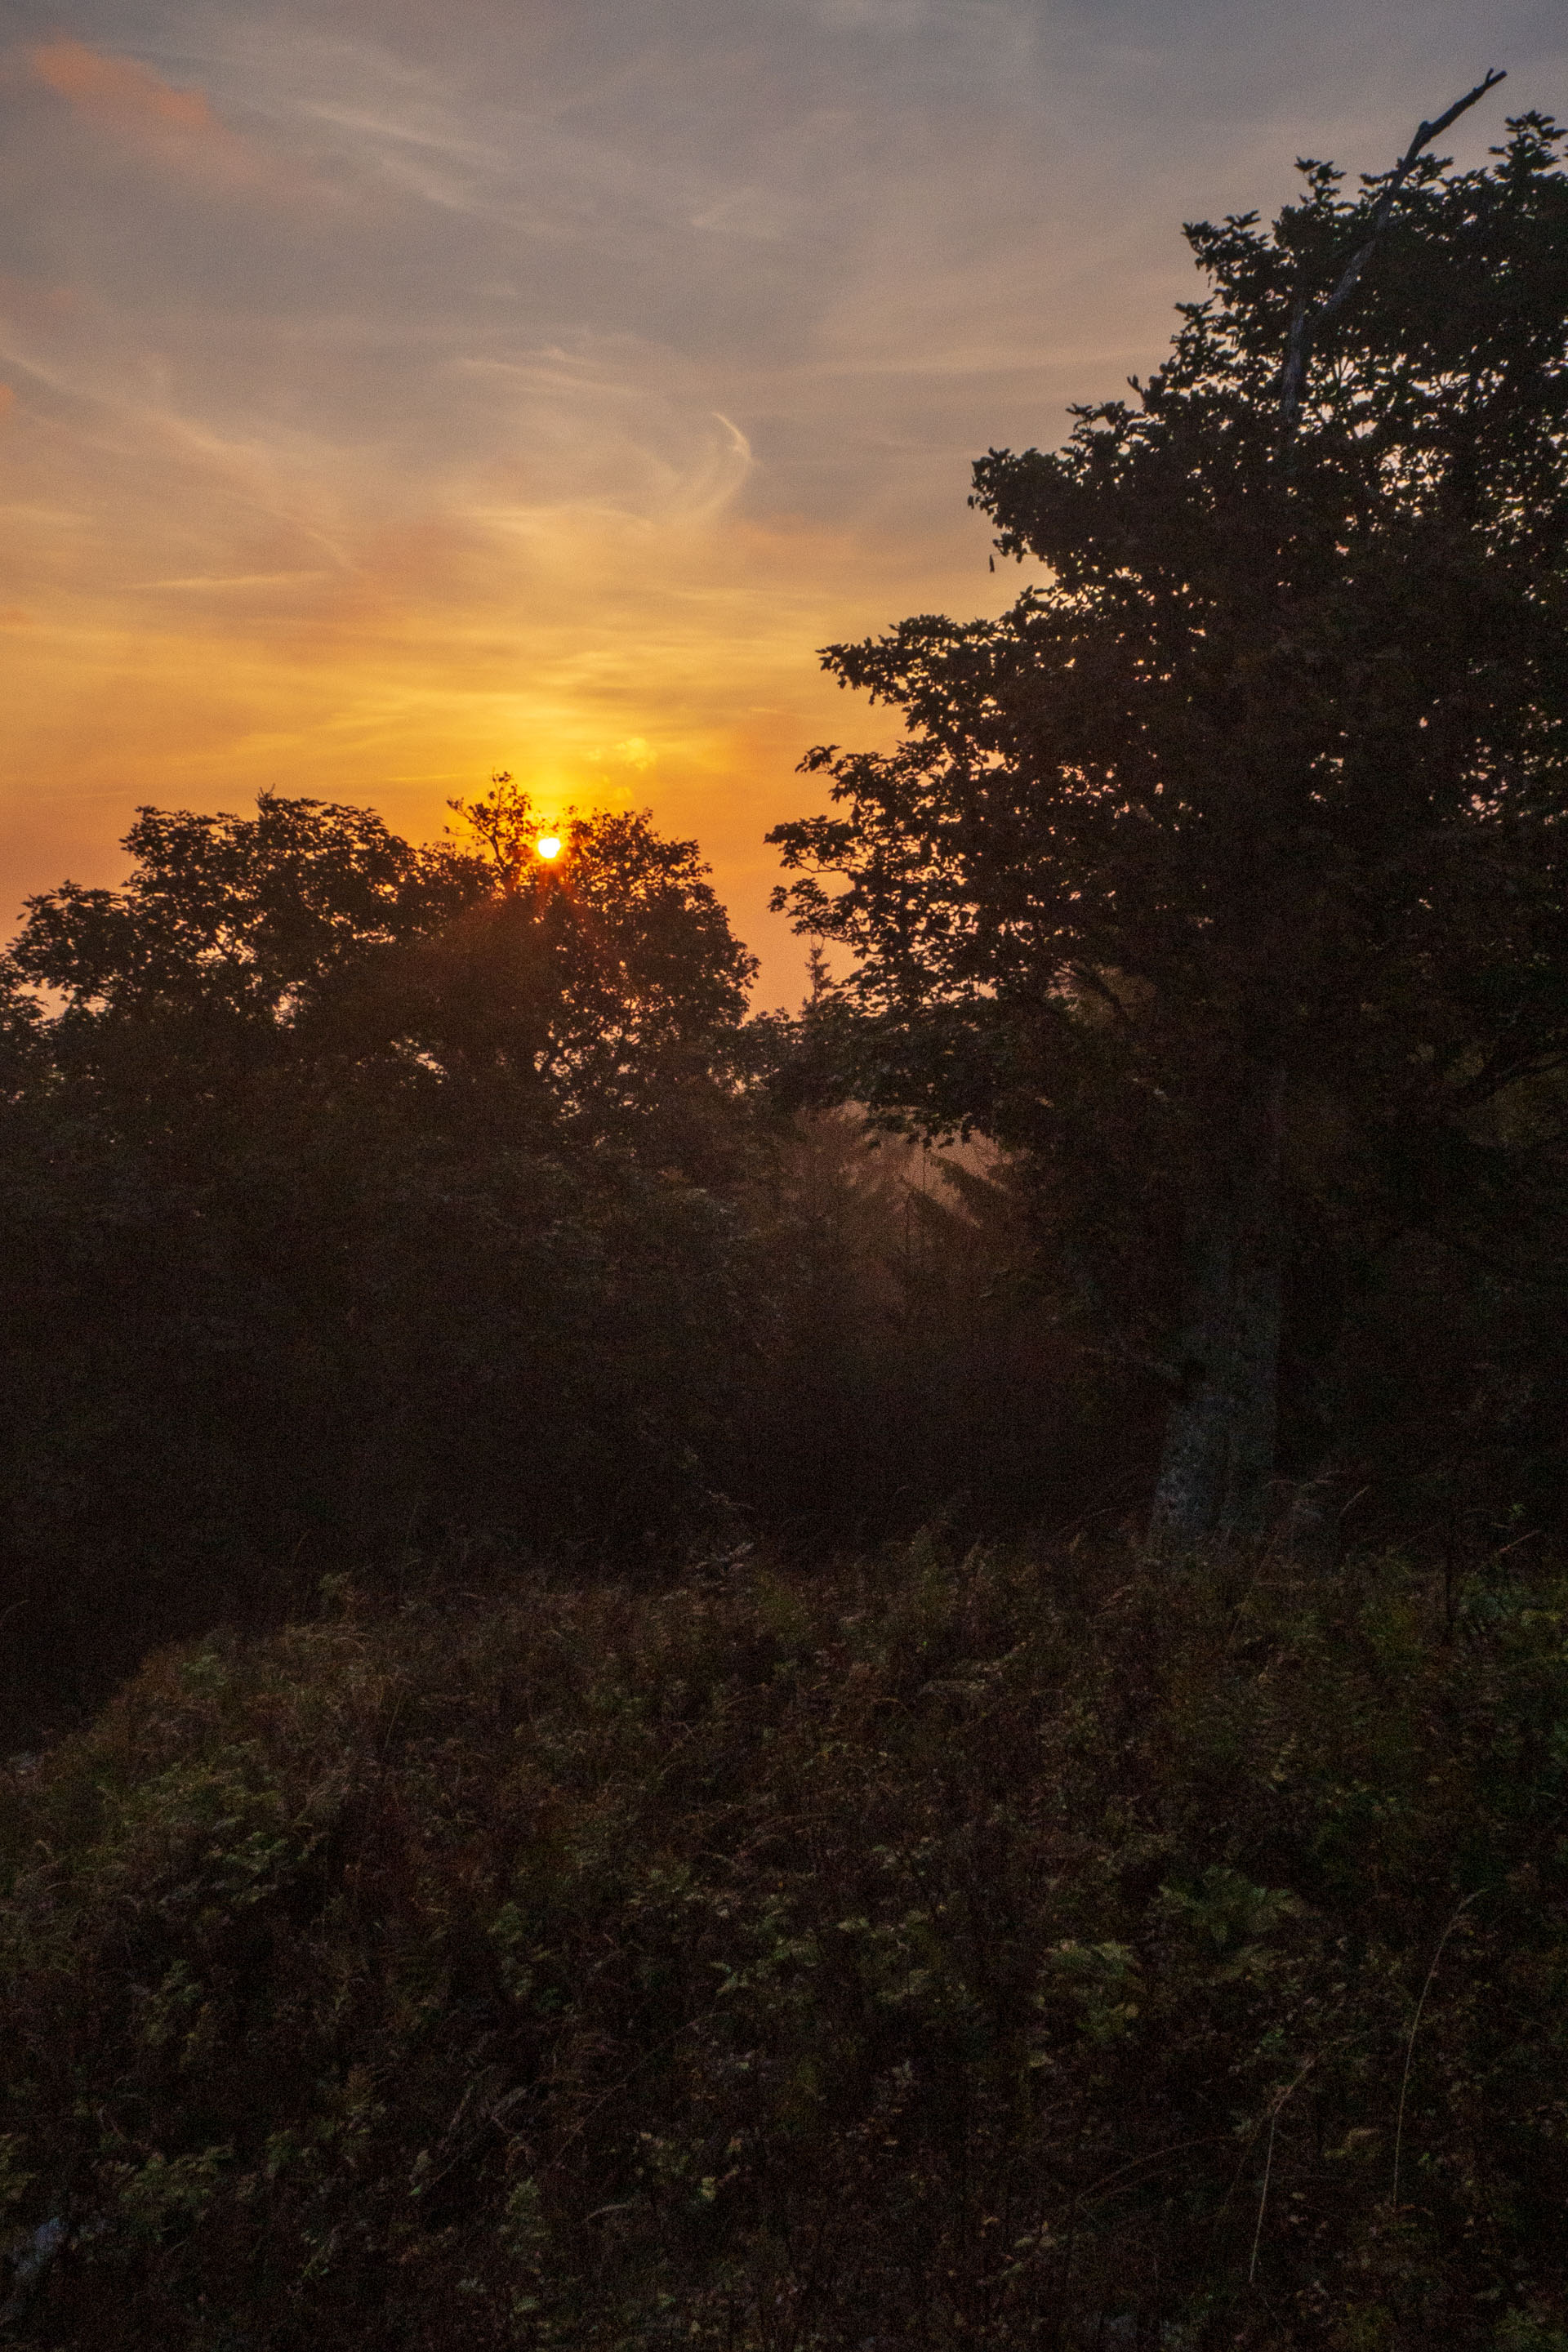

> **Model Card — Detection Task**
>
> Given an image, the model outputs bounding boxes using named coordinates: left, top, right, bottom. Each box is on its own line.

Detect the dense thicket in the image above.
left=2, top=1539, right=1566, bottom=2350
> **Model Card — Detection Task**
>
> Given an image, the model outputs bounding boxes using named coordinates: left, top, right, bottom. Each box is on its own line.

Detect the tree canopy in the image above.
left=0, top=779, right=1080, bottom=1735
left=0, top=786, right=763, bottom=1719
left=771, top=104, right=1568, bottom=1544
left=6, top=779, right=755, bottom=1138
left=6, top=793, right=467, bottom=1031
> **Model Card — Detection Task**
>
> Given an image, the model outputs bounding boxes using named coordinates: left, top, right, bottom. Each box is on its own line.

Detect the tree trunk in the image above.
left=1148, top=1068, right=1286, bottom=1551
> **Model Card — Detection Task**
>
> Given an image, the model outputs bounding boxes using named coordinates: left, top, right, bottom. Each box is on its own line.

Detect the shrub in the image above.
left=2, top=1539, right=1565, bottom=2347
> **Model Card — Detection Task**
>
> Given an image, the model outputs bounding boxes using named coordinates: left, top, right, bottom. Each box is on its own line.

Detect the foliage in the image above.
left=0, top=786, right=1110, bottom=1736
left=772, top=112, right=1568, bottom=1157
left=5, top=794, right=474, bottom=1033
left=4, top=779, right=756, bottom=1151
left=331, top=779, right=760, bottom=1152
left=2, top=1537, right=1566, bottom=2347
left=768, top=114, right=1568, bottom=1532
left=0, top=786, right=767, bottom=1731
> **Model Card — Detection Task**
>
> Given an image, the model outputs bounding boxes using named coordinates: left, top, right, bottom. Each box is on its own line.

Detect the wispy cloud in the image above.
left=1, top=0, right=1561, bottom=992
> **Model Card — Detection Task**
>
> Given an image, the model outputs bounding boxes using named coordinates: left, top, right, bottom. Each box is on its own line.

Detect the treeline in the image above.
left=0, top=768, right=1560, bottom=1749
left=0, top=782, right=1125, bottom=1744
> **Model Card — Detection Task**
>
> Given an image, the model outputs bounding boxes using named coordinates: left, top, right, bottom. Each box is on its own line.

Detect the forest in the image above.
left=2, top=99, right=1568, bottom=2351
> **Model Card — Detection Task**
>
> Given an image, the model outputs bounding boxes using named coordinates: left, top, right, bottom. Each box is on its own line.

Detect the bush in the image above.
left=2, top=1537, right=1566, bottom=2347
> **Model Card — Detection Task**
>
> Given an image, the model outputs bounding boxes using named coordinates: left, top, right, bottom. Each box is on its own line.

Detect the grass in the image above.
left=2, top=1533, right=1566, bottom=2348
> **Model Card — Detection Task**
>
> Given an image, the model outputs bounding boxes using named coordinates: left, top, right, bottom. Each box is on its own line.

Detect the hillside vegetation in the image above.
left=2, top=1536, right=1566, bottom=2349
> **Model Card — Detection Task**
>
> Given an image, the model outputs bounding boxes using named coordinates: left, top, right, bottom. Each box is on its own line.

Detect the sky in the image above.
left=2, top=0, right=1564, bottom=1000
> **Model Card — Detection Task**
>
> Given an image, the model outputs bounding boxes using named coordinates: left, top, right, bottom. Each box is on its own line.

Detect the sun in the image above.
left=535, top=833, right=563, bottom=862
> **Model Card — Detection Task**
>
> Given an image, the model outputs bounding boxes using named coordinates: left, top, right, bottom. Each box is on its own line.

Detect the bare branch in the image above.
left=1281, top=69, right=1507, bottom=434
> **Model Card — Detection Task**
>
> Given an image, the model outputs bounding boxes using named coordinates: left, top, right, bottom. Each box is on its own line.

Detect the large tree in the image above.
left=770, top=95, right=1568, bottom=1546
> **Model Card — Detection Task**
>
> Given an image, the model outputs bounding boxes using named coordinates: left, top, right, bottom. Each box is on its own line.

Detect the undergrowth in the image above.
left=2, top=1537, right=1566, bottom=2349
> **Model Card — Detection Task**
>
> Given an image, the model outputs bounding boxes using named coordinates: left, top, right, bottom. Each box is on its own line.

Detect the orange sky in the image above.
left=3, top=2, right=1560, bottom=1000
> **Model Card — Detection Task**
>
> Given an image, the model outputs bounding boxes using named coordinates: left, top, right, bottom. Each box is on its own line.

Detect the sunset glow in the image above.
left=535, top=835, right=563, bottom=863
left=2, top=3, right=1552, bottom=998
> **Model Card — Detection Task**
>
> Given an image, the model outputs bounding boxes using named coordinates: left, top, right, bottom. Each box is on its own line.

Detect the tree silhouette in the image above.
left=0, top=786, right=764, bottom=1728
left=771, top=99, right=1568, bottom=1544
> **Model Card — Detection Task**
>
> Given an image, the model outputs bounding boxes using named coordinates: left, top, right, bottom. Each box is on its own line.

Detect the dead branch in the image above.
left=1281, top=69, right=1507, bottom=434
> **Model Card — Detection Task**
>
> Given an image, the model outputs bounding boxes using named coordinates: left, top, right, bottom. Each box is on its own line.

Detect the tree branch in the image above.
left=1281, top=69, right=1507, bottom=434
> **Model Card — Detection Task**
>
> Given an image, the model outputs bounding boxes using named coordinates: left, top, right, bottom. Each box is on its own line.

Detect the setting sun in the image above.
left=535, top=834, right=564, bottom=862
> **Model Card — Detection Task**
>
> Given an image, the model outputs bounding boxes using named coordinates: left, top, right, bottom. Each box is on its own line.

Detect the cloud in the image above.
left=4, top=0, right=1557, bottom=1005
left=26, top=38, right=281, bottom=193
left=29, top=38, right=211, bottom=129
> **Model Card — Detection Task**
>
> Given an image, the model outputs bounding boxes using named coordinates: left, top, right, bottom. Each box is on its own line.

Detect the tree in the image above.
left=769, top=96, right=1568, bottom=1546
left=6, top=778, right=756, bottom=1152
left=0, top=783, right=764, bottom=1729
left=338, top=774, right=761, bottom=1152
left=7, top=791, right=474, bottom=1027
